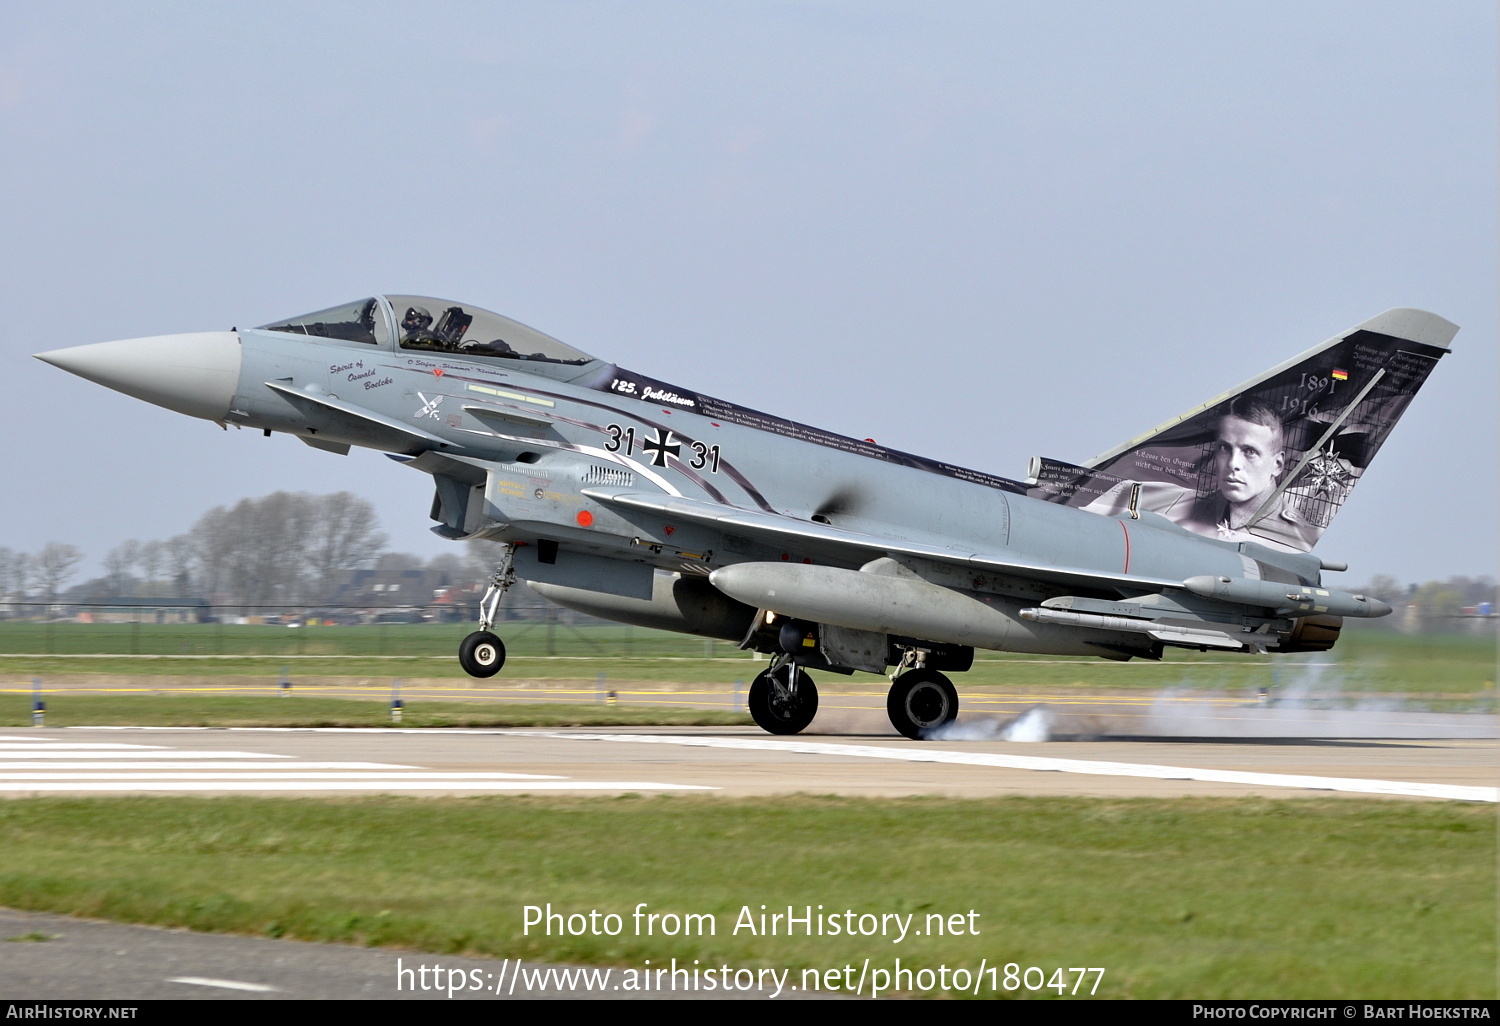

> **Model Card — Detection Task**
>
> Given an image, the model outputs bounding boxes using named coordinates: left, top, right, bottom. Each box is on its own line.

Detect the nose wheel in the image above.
left=748, top=661, right=819, bottom=735
left=887, top=668, right=958, bottom=739
left=458, top=545, right=514, bottom=679
left=459, top=630, right=506, bottom=677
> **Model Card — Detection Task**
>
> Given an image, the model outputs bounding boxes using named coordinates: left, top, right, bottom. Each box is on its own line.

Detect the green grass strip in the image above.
left=0, top=796, right=1490, bottom=998
left=0, top=694, right=749, bottom=728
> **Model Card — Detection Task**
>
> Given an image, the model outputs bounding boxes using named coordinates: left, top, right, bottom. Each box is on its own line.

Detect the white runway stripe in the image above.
left=0, top=736, right=104, bottom=741
left=0, top=735, right=704, bottom=793
left=0, top=750, right=293, bottom=759
left=166, top=977, right=278, bottom=993
left=0, top=761, right=417, bottom=770
left=0, top=780, right=710, bottom=792
left=0, top=743, right=166, bottom=751
left=0, top=772, right=565, bottom=781
left=538, top=733, right=1500, bottom=804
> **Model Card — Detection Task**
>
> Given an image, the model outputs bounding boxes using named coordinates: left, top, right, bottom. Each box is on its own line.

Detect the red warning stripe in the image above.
left=1119, top=520, right=1131, bottom=574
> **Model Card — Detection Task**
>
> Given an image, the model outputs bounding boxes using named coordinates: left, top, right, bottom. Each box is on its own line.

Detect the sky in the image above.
left=1, top=1, right=1494, bottom=588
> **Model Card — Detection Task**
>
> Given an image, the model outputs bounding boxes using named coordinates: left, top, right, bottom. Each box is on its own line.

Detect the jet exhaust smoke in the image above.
left=1135, top=659, right=1495, bottom=740
left=924, top=706, right=1055, bottom=743
left=908, top=657, right=1491, bottom=743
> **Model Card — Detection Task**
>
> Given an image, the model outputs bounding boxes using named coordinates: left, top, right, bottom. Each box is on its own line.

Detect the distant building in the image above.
left=75, top=596, right=210, bottom=624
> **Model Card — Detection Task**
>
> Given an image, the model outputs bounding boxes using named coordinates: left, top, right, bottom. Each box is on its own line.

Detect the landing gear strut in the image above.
left=458, top=545, right=514, bottom=678
left=886, top=665, right=959, bottom=740
left=748, top=657, right=819, bottom=735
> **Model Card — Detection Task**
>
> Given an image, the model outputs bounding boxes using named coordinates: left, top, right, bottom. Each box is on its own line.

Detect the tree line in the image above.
left=1354, top=574, right=1496, bottom=631
left=1, top=492, right=506, bottom=609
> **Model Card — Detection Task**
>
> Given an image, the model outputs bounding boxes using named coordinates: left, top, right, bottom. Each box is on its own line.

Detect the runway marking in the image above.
left=0, top=761, right=419, bottom=770
left=0, top=772, right=564, bottom=781
left=0, top=750, right=293, bottom=759
left=166, top=976, right=279, bottom=993
left=0, top=781, right=710, bottom=792
left=0, top=739, right=708, bottom=793
left=0, top=745, right=170, bottom=751
left=536, top=733, right=1500, bottom=804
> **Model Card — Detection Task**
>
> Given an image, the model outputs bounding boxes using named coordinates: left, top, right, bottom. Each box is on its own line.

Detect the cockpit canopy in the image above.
left=261, top=298, right=383, bottom=344
left=260, top=296, right=595, bottom=367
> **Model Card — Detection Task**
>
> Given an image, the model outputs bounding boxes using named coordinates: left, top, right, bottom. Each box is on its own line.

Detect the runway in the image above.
left=1, top=724, right=1491, bottom=802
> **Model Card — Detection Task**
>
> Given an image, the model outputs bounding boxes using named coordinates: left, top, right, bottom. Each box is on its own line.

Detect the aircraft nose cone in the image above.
left=34, top=331, right=241, bottom=421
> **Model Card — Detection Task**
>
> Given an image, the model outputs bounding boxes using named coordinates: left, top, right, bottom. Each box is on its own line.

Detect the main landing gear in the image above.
left=742, top=649, right=960, bottom=740
left=748, top=657, right=819, bottom=735
left=885, top=659, right=959, bottom=740
left=458, top=546, right=514, bottom=678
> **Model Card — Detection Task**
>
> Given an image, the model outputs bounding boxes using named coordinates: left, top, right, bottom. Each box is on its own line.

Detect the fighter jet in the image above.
left=34, top=296, right=1456, bottom=738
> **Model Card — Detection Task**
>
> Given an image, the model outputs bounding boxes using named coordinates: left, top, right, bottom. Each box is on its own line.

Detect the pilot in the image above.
left=401, top=306, right=434, bottom=342
left=1182, top=397, right=1316, bottom=551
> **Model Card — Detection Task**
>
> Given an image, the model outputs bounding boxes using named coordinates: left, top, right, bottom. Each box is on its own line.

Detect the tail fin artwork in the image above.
left=1027, top=308, right=1458, bottom=553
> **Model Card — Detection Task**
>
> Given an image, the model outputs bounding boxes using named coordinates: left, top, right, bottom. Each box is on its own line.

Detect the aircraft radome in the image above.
left=35, top=297, right=1456, bottom=739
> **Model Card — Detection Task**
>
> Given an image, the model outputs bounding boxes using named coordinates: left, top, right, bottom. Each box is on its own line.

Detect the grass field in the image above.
left=0, top=693, right=749, bottom=728
left=0, top=795, right=1489, bottom=999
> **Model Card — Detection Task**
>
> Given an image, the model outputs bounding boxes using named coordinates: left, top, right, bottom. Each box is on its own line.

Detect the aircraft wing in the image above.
left=581, top=487, right=1181, bottom=595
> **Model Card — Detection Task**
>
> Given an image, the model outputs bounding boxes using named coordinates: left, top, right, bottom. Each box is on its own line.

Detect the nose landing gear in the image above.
left=459, top=545, right=514, bottom=679
left=748, top=657, right=819, bottom=735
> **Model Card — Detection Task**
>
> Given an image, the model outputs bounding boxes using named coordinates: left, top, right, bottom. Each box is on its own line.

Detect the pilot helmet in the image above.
left=402, top=306, right=433, bottom=332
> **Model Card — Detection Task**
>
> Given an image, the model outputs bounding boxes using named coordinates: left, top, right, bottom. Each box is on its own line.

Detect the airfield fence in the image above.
left=0, top=603, right=745, bottom=659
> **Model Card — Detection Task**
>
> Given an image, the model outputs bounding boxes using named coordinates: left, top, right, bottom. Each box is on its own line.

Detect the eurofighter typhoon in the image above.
left=35, top=297, right=1456, bottom=738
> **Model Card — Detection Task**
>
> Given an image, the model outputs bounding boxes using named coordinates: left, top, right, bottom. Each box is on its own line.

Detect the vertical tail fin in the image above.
left=1027, top=309, right=1458, bottom=552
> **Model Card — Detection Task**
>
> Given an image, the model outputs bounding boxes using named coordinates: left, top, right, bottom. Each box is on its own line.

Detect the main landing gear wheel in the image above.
left=748, top=664, right=819, bottom=735
left=459, top=631, right=506, bottom=678
left=887, top=668, right=958, bottom=740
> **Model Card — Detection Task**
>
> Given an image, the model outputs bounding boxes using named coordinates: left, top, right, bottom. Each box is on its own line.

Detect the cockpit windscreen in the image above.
left=387, top=295, right=593, bottom=365
left=260, top=298, right=385, bottom=344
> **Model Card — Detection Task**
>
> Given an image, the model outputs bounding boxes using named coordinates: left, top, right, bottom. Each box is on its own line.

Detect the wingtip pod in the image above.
left=1354, top=308, right=1459, bottom=350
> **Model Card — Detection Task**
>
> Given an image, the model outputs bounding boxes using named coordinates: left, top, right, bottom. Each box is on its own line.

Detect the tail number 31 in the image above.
left=689, top=441, right=721, bottom=473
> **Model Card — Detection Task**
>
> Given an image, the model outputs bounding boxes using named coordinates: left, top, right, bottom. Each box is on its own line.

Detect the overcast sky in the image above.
left=1, top=1, right=1493, bottom=587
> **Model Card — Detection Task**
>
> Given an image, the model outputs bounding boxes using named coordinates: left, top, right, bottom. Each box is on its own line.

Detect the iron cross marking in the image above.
left=641, top=428, right=680, bottom=467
